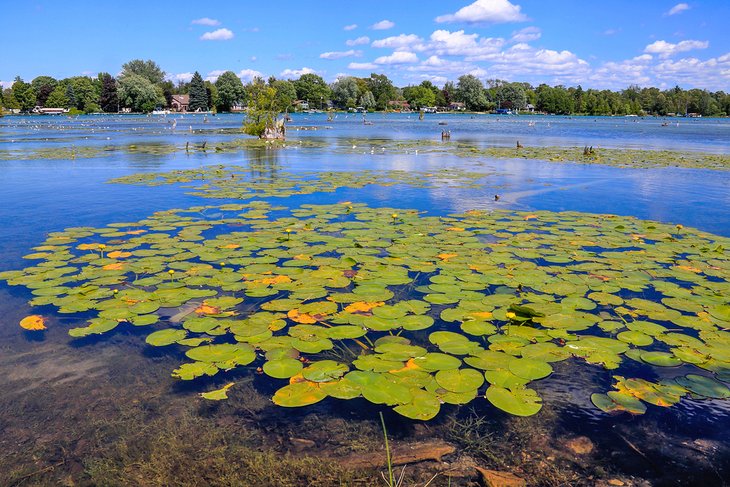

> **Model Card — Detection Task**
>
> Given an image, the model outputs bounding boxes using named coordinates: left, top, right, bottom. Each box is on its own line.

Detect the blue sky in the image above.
left=2, top=0, right=729, bottom=90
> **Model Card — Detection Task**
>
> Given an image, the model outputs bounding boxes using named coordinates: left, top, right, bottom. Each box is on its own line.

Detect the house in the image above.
left=293, top=100, right=309, bottom=111
left=388, top=100, right=410, bottom=111
left=449, top=102, right=466, bottom=111
left=524, top=103, right=535, bottom=113
left=171, top=94, right=189, bottom=112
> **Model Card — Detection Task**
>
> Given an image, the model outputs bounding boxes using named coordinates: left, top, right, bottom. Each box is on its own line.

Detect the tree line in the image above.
left=3, top=59, right=729, bottom=116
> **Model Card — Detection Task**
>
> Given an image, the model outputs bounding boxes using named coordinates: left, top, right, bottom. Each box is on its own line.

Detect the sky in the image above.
left=2, top=0, right=729, bottom=90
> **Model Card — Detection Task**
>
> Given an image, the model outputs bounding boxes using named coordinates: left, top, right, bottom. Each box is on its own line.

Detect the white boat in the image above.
left=152, top=109, right=170, bottom=115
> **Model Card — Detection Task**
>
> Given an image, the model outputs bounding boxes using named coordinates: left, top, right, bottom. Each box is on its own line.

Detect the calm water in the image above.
left=1, top=113, right=729, bottom=485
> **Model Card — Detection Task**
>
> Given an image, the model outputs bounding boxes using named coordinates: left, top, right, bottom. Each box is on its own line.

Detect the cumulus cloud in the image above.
left=280, top=67, right=317, bottom=78
left=238, top=69, right=264, bottom=82
left=510, top=26, right=541, bottom=43
left=436, top=0, right=528, bottom=24
left=666, top=3, right=690, bottom=16
left=428, top=29, right=504, bottom=58
left=200, top=28, right=234, bottom=41
left=320, top=49, right=362, bottom=59
left=347, top=62, right=378, bottom=70
left=346, top=36, right=370, bottom=46
left=372, top=19, right=395, bottom=30
left=192, top=17, right=220, bottom=26
left=653, top=53, right=730, bottom=88
left=372, top=34, right=423, bottom=49
left=374, top=51, right=419, bottom=64
left=204, top=70, right=226, bottom=82
left=343, top=24, right=358, bottom=31
left=168, top=72, right=194, bottom=83
left=644, top=39, right=708, bottom=58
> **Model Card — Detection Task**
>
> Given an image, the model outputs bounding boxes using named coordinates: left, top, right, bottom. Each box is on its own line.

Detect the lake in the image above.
left=1, top=113, right=729, bottom=486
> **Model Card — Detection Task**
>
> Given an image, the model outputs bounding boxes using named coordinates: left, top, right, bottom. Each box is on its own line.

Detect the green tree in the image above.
left=271, top=79, right=297, bottom=113
left=188, top=72, right=208, bottom=112
left=403, top=85, right=435, bottom=109
left=2, top=88, right=20, bottom=109
left=366, top=73, right=397, bottom=110
left=243, top=79, right=282, bottom=138
left=359, top=91, right=376, bottom=110
left=293, top=73, right=331, bottom=108
left=12, top=77, right=36, bottom=111
left=121, top=59, right=165, bottom=85
left=215, top=71, right=245, bottom=112
left=495, top=83, right=527, bottom=111
left=31, top=76, right=57, bottom=107
left=331, top=76, right=360, bottom=109
left=44, top=85, right=68, bottom=108
left=118, top=73, right=165, bottom=112
left=205, top=81, right=218, bottom=112
left=455, top=75, right=487, bottom=111
left=68, top=76, right=100, bottom=112
left=99, top=73, right=118, bottom=112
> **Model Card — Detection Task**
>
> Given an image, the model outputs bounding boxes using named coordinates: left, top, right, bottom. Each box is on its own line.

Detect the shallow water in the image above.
left=1, top=114, right=729, bottom=486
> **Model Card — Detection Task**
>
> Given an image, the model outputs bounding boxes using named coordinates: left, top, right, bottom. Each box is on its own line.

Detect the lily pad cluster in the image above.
left=109, top=165, right=490, bottom=200
left=2, top=202, right=729, bottom=420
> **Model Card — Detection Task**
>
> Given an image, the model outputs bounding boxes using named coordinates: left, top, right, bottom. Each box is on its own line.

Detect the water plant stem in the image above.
left=380, top=412, right=395, bottom=487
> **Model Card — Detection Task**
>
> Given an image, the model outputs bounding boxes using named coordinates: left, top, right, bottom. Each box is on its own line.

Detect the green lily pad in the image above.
left=485, top=386, right=542, bottom=416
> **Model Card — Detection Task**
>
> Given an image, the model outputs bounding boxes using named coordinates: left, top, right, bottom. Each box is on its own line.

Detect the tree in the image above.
left=331, top=76, right=359, bottom=109
left=68, top=76, right=100, bottom=112
left=100, top=73, right=118, bottom=112
left=271, top=79, right=297, bottom=112
left=118, top=73, right=165, bottom=112
left=44, top=85, right=68, bottom=108
left=403, top=85, right=435, bottom=109
left=2, top=88, right=20, bottom=109
left=215, top=71, right=245, bottom=112
left=188, top=72, right=208, bottom=112
left=205, top=81, right=219, bottom=112
left=293, top=73, right=331, bottom=108
left=359, top=91, right=375, bottom=110
left=496, top=83, right=527, bottom=111
left=121, top=59, right=165, bottom=86
left=12, top=77, right=36, bottom=111
left=455, top=75, right=487, bottom=111
left=243, top=79, right=283, bottom=139
left=31, top=76, right=57, bottom=107
left=366, top=73, right=397, bottom=110
left=442, top=81, right=455, bottom=106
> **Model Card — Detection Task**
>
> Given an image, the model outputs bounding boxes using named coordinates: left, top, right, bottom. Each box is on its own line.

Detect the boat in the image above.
left=152, top=108, right=170, bottom=115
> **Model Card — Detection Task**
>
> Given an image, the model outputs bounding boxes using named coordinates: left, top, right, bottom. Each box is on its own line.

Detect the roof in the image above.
left=171, top=94, right=189, bottom=103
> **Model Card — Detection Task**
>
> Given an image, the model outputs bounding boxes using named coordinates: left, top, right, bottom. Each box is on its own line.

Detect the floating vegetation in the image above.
left=332, top=139, right=730, bottom=170
left=109, top=165, right=491, bottom=200
left=2, top=202, right=729, bottom=419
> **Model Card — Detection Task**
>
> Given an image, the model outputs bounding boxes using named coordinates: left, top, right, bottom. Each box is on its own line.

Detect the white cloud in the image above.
left=644, top=39, right=708, bottom=58
left=602, top=28, right=620, bottom=36
left=510, top=26, right=541, bottom=43
left=192, top=17, right=220, bottom=26
left=320, top=50, right=362, bottom=59
left=280, top=67, right=317, bottom=78
left=1, top=80, right=15, bottom=88
left=238, top=69, right=263, bottom=82
left=347, top=62, right=378, bottom=70
left=436, top=0, right=528, bottom=24
left=200, top=28, right=234, bottom=41
left=372, top=34, right=424, bottom=49
left=374, top=51, right=419, bottom=65
left=372, top=20, right=395, bottom=30
left=168, top=72, right=194, bottom=83
left=250, top=56, right=257, bottom=62
left=343, top=24, right=358, bottom=31
left=666, top=3, right=690, bottom=16
left=346, top=36, right=370, bottom=46
left=204, top=70, right=226, bottom=82
left=428, top=29, right=505, bottom=58
left=653, top=53, right=730, bottom=88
